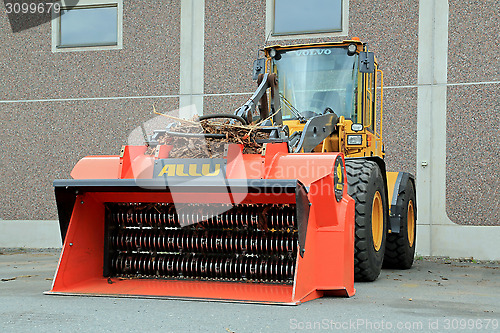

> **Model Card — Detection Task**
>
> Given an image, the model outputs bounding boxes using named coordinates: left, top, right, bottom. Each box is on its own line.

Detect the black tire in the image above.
left=383, top=180, right=417, bottom=269
left=345, top=159, right=388, bottom=282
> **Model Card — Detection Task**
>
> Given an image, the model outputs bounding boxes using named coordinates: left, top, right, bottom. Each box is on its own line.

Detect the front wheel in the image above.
left=345, top=159, right=388, bottom=282
left=383, top=179, right=417, bottom=269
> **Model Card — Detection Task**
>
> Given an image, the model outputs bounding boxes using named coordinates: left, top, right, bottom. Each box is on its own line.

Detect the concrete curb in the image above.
left=0, top=220, right=62, bottom=248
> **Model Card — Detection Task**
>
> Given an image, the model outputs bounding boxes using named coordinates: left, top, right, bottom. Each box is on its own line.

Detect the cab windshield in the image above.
left=273, top=47, right=358, bottom=120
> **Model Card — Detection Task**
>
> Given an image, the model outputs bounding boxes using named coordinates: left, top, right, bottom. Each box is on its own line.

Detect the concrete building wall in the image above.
left=446, top=0, right=499, bottom=226
left=0, top=0, right=499, bottom=258
left=415, top=0, right=499, bottom=261
left=0, top=1, right=181, bottom=220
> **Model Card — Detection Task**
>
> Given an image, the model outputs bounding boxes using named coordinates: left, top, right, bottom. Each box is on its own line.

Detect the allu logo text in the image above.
left=158, top=164, right=221, bottom=177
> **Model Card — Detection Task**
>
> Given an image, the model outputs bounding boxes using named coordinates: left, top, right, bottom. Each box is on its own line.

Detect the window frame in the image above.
left=266, top=0, right=348, bottom=40
left=51, top=0, right=123, bottom=53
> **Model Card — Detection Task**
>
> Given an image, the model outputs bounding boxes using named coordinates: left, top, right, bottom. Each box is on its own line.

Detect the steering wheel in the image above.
left=299, top=110, right=320, bottom=119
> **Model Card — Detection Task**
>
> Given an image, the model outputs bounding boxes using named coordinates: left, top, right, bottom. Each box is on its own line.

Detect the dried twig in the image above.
left=254, top=107, right=282, bottom=127
left=145, top=106, right=274, bottom=158
left=153, top=105, right=198, bottom=125
left=243, top=107, right=282, bottom=138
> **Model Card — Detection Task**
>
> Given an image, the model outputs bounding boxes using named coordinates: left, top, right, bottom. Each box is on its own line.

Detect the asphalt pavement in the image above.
left=0, top=249, right=498, bottom=333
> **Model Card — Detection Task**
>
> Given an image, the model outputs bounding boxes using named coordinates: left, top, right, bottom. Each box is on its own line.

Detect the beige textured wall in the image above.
left=1, top=0, right=497, bottom=228
left=0, top=2, right=181, bottom=220
left=446, top=0, right=500, bottom=225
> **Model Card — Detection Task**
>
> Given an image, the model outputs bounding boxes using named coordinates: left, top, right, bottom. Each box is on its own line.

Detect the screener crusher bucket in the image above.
left=48, top=142, right=355, bottom=304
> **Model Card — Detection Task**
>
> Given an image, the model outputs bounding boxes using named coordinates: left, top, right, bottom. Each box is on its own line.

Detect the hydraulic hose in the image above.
left=198, top=113, right=248, bottom=125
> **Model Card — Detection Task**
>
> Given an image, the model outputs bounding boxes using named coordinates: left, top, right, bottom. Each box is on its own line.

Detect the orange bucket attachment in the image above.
left=48, top=144, right=355, bottom=304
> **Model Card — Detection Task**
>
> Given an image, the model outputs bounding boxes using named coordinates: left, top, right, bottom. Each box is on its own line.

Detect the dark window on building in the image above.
left=52, top=0, right=123, bottom=52
left=273, top=0, right=343, bottom=36
left=59, top=5, right=118, bottom=47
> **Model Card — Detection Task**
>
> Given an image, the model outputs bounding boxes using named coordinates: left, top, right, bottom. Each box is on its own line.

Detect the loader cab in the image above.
left=270, top=45, right=359, bottom=121
left=264, top=40, right=384, bottom=158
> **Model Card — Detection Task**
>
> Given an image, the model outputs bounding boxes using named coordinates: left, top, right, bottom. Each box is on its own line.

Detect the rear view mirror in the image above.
left=252, top=58, right=266, bottom=80
left=359, top=52, right=375, bottom=73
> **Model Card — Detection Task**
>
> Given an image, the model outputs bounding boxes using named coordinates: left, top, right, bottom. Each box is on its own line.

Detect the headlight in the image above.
left=351, top=123, right=363, bottom=132
left=347, top=135, right=363, bottom=145
left=347, top=43, right=357, bottom=56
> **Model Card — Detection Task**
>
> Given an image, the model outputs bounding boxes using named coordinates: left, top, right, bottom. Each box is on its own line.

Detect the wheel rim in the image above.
left=407, top=200, right=415, bottom=247
left=372, top=191, right=383, bottom=251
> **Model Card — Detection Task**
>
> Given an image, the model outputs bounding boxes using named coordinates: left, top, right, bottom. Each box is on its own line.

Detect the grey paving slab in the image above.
left=0, top=249, right=498, bottom=333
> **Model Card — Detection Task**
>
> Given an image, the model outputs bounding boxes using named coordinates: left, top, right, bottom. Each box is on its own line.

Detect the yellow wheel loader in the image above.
left=256, top=38, right=417, bottom=281
left=49, top=38, right=417, bottom=304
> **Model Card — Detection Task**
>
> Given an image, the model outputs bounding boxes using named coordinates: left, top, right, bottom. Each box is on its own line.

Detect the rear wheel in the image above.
left=383, top=180, right=417, bottom=269
left=345, top=159, right=388, bottom=282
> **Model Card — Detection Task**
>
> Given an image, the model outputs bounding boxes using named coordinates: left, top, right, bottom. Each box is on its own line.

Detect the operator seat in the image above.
left=310, top=91, right=345, bottom=117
